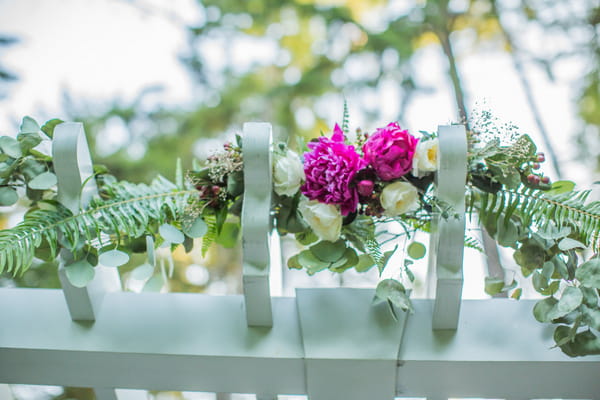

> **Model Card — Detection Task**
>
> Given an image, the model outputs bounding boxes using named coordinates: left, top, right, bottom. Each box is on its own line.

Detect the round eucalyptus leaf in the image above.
left=575, top=259, right=600, bottom=288
left=159, top=223, right=185, bottom=244
left=19, top=116, right=40, bottom=134
left=309, top=239, right=347, bottom=263
left=0, top=136, right=22, bottom=158
left=548, top=286, right=583, bottom=320
left=27, top=171, right=57, bottom=190
left=298, top=249, right=329, bottom=275
left=544, top=180, right=575, bottom=196
left=183, top=216, right=208, bottom=238
left=65, top=260, right=95, bottom=288
left=146, top=235, right=156, bottom=267
left=374, top=278, right=413, bottom=313
left=99, top=249, right=130, bottom=267
left=142, top=274, right=164, bottom=292
left=407, top=241, right=426, bottom=259
left=558, top=238, right=585, bottom=251
left=287, top=254, right=303, bottom=270
left=533, top=297, right=558, bottom=323
left=131, top=263, right=155, bottom=281
left=355, top=254, right=375, bottom=272
left=484, top=276, right=505, bottom=296
left=0, top=186, right=18, bottom=206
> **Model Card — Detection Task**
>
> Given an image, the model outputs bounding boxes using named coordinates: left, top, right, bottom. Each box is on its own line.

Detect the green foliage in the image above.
left=0, top=175, right=197, bottom=276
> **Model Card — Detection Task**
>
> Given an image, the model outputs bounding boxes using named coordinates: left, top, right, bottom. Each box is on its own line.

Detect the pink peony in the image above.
left=301, top=124, right=367, bottom=216
left=363, top=122, right=418, bottom=181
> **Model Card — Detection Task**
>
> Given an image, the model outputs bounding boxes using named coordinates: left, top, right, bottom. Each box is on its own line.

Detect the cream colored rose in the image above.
left=412, top=138, right=438, bottom=177
left=298, top=198, right=342, bottom=242
left=380, top=181, right=420, bottom=216
left=273, top=149, right=305, bottom=197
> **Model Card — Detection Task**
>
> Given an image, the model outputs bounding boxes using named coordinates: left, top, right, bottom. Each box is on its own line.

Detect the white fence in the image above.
left=0, top=123, right=599, bottom=400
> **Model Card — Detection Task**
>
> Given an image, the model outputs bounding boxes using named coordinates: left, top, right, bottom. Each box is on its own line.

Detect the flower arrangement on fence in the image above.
left=0, top=111, right=599, bottom=357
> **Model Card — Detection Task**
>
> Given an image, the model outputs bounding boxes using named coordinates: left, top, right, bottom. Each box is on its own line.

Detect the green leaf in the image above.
left=533, top=297, right=558, bottom=323
left=575, top=259, right=600, bottom=288
left=131, top=263, right=155, bottom=280
left=19, top=116, right=40, bottom=134
left=558, top=238, right=586, bottom=251
left=548, top=286, right=583, bottom=320
left=407, top=241, right=426, bottom=259
left=17, top=132, right=42, bottom=152
left=485, top=276, right=505, bottom=296
left=295, top=230, right=318, bottom=246
left=99, top=249, right=130, bottom=267
left=146, top=235, right=156, bottom=267
left=355, top=254, right=375, bottom=272
left=329, top=247, right=358, bottom=272
left=287, top=254, right=303, bottom=270
left=183, top=217, right=208, bottom=238
left=510, top=288, right=522, bottom=299
left=27, top=172, right=57, bottom=190
left=495, top=217, right=519, bottom=248
left=159, top=223, right=185, bottom=244
left=309, top=239, right=347, bottom=263
left=143, top=274, right=164, bottom=292
left=374, top=279, right=413, bottom=313
left=0, top=187, right=18, bottom=206
left=544, top=180, right=575, bottom=196
left=298, top=249, right=329, bottom=275
left=40, top=118, right=63, bottom=139
left=581, top=287, right=599, bottom=307
left=215, top=222, right=239, bottom=248
left=65, top=259, right=95, bottom=288
left=537, top=223, right=571, bottom=241
left=0, top=136, right=22, bottom=158
left=581, top=304, right=600, bottom=330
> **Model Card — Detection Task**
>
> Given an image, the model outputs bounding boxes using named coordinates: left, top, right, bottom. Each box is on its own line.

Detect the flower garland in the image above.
left=0, top=114, right=599, bottom=357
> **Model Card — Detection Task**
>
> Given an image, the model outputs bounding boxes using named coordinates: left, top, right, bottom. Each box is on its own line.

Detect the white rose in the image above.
left=273, top=149, right=305, bottom=197
left=380, top=181, right=420, bottom=216
left=298, top=198, right=342, bottom=242
left=412, top=138, right=438, bottom=177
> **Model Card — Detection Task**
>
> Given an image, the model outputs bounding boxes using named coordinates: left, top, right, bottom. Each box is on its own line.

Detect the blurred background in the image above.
left=0, top=0, right=599, bottom=399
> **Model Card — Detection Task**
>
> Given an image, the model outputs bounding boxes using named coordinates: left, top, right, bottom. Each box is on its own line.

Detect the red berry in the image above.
left=532, top=163, right=540, bottom=170
left=541, top=176, right=550, bottom=184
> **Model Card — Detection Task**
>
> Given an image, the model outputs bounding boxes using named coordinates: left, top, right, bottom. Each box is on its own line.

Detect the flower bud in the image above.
left=357, top=180, right=375, bottom=197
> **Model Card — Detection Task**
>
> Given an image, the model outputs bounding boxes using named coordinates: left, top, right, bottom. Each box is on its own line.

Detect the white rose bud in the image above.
left=273, top=149, right=305, bottom=197
left=412, top=138, right=438, bottom=177
left=298, top=198, right=342, bottom=242
left=380, top=181, right=420, bottom=217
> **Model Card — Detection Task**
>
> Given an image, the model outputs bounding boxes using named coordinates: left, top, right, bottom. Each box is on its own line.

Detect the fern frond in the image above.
left=464, top=235, right=484, bottom=253
left=474, top=186, right=600, bottom=251
left=0, top=176, right=196, bottom=275
left=342, top=99, right=350, bottom=134
left=201, top=213, right=218, bottom=256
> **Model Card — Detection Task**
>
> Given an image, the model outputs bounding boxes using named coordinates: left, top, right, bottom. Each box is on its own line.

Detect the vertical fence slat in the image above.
left=242, top=122, right=274, bottom=327
left=52, top=122, right=121, bottom=321
left=427, top=125, right=467, bottom=330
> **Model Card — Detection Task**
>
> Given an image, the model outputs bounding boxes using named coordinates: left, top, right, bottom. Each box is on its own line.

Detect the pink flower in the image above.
left=301, top=124, right=367, bottom=216
left=357, top=180, right=374, bottom=197
left=363, top=122, right=418, bottom=181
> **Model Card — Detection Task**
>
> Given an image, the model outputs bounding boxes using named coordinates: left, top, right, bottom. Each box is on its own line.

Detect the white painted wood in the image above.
left=296, top=288, right=407, bottom=400
left=1, top=289, right=598, bottom=398
left=241, top=122, right=274, bottom=327
left=0, top=384, right=13, bottom=400
left=52, top=122, right=121, bottom=321
left=427, top=125, right=467, bottom=330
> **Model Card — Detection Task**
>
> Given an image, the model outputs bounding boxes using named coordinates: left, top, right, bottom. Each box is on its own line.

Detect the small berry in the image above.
left=532, top=163, right=540, bottom=170
left=541, top=176, right=550, bottom=184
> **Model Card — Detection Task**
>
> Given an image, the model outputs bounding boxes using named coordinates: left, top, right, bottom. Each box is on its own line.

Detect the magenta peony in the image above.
left=363, top=122, right=418, bottom=181
left=301, top=124, right=367, bottom=216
